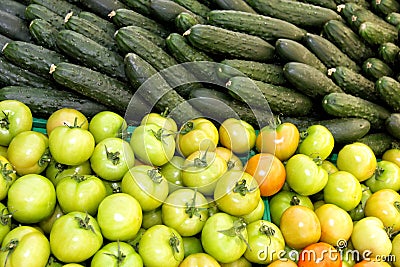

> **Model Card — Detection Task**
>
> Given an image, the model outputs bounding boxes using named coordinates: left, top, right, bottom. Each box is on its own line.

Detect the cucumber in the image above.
left=283, top=62, right=344, bottom=98
left=28, top=19, right=59, bottom=52
left=0, top=10, right=31, bottom=42
left=225, top=76, right=314, bottom=116
left=334, top=0, right=370, bottom=9
left=149, top=0, right=206, bottom=23
left=56, top=30, right=126, bottom=81
left=76, top=0, right=128, bottom=18
left=184, top=24, right=275, bottom=62
left=108, top=8, right=170, bottom=38
left=322, top=19, right=375, bottom=63
left=213, top=0, right=257, bottom=13
left=375, top=76, right=400, bottom=112
left=327, top=66, right=380, bottom=102
left=386, top=11, right=400, bottom=25
left=0, top=0, right=27, bottom=20
left=217, top=59, right=287, bottom=85
left=119, top=0, right=152, bottom=16
left=0, top=85, right=108, bottom=118
left=124, top=52, right=202, bottom=124
left=120, top=25, right=166, bottom=49
left=298, top=0, right=337, bottom=9
left=77, top=11, right=117, bottom=37
left=304, top=33, right=361, bottom=72
left=358, top=21, right=398, bottom=46
left=379, top=42, right=400, bottom=67
left=171, top=0, right=211, bottom=18
left=207, top=10, right=307, bottom=42
left=322, top=92, right=391, bottom=129
left=24, top=4, right=65, bottom=30
left=2, top=41, right=68, bottom=79
left=50, top=62, right=133, bottom=112
left=175, top=12, right=200, bottom=33
left=0, top=56, right=56, bottom=89
left=0, top=35, right=12, bottom=54
left=386, top=113, right=400, bottom=139
left=64, top=14, right=118, bottom=52
left=275, top=38, right=327, bottom=73
left=245, top=0, right=343, bottom=28
left=371, top=0, right=400, bottom=15
left=362, top=57, right=394, bottom=80
left=31, top=0, right=82, bottom=16
left=357, top=132, right=398, bottom=156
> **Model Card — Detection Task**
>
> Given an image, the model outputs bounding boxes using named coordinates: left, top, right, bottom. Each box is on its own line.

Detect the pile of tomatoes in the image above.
left=0, top=99, right=398, bottom=267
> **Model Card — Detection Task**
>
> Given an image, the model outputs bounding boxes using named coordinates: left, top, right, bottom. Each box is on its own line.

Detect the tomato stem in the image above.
left=75, top=212, right=95, bottom=233
left=374, top=166, right=385, bottom=180
left=233, top=179, right=251, bottom=196
left=0, top=111, right=10, bottom=130
left=218, top=218, right=251, bottom=250
left=185, top=189, right=207, bottom=220
left=169, top=234, right=182, bottom=261
left=0, top=162, right=15, bottom=183
left=103, top=241, right=126, bottom=265
left=0, top=208, right=12, bottom=226
left=104, top=145, right=121, bottom=165
left=259, top=223, right=276, bottom=245
left=38, top=149, right=52, bottom=167
left=147, top=169, right=163, bottom=184
left=179, top=121, right=194, bottom=135
left=1, top=238, right=18, bottom=267
left=290, top=196, right=301, bottom=206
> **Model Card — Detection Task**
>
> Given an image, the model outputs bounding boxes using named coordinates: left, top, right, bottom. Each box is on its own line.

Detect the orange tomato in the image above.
left=244, top=153, right=286, bottom=197
left=268, top=259, right=298, bottom=267
left=297, top=242, right=342, bottom=267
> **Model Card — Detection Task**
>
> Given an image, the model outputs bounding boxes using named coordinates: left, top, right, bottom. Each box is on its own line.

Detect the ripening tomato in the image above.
left=0, top=156, right=17, bottom=201
left=244, top=153, right=286, bottom=197
left=365, top=160, right=400, bottom=192
left=46, top=108, right=88, bottom=136
left=0, top=100, right=32, bottom=146
left=382, top=148, right=400, bottom=168
left=219, top=118, right=256, bottom=155
left=297, top=242, right=342, bottom=267
left=215, top=146, right=244, bottom=171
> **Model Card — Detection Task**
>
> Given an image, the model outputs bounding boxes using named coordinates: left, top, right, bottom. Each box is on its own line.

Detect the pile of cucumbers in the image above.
left=0, top=0, right=399, bottom=154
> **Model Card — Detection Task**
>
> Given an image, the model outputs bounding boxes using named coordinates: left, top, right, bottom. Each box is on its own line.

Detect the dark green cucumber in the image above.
left=0, top=56, right=56, bottom=88
left=225, top=76, right=314, bottom=116
left=120, top=25, right=166, bottom=49
left=386, top=12, right=400, bottom=25
left=357, top=132, right=398, bottom=156
left=207, top=10, right=307, bottom=42
left=0, top=10, right=31, bottom=42
left=275, top=38, right=327, bottom=73
left=245, top=0, right=343, bottom=28
left=50, top=62, right=133, bottom=112
left=28, top=19, right=59, bottom=52
left=214, top=0, right=257, bottom=13
left=362, top=57, right=394, bottom=80
left=56, top=30, right=126, bottom=81
left=2, top=41, right=68, bottom=79
left=378, top=42, right=400, bottom=66
left=371, top=0, right=400, bottom=15
left=0, top=0, right=27, bottom=20
left=31, top=0, right=82, bottom=16
left=0, top=35, right=12, bottom=53
left=298, top=0, right=337, bottom=9
left=119, top=0, right=152, bottom=16
left=283, top=62, right=344, bottom=98
left=77, top=11, right=117, bottom=37
left=184, top=24, right=275, bottom=62
left=334, top=0, right=370, bottom=9
left=322, top=92, right=391, bottom=129
left=175, top=12, right=200, bottom=33
left=304, top=33, right=361, bottom=72
left=217, top=59, right=287, bottom=85
left=149, top=0, right=206, bottom=23
left=108, top=8, right=170, bottom=38
left=386, top=113, right=400, bottom=139
left=359, top=21, right=398, bottom=46
left=124, top=52, right=202, bottom=124
left=375, top=76, right=400, bottom=112
left=24, top=4, right=65, bottom=31
left=327, top=66, right=380, bottom=102
left=323, top=19, right=375, bottom=63
left=0, top=85, right=109, bottom=118
left=171, top=0, right=211, bottom=18
left=76, top=0, right=128, bottom=18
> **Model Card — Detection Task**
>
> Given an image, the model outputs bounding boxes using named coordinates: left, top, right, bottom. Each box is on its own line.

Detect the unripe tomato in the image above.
left=219, top=118, right=256, bottom=155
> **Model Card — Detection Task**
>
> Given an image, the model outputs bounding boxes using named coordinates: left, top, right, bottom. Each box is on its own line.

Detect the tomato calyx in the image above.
left=185, top=189, right=207, bottom=220
left=64, top=117, right=86, bottom=129
left=1, top=238, right=18, bottom=266
left=169, top=233, right=182, bottom=260
left=147, top=168, right=163, bottom=184
left=0, top=208, right=12, bottom=226
left=233, top=179, right=257, bottom=196
left=179, top=121, right=194, bottom=135
left=259, top=223, right=276, bottom=245
left=75, top=212, right=96, bottom=233
left=290, top=195, right=301, bottom=206
left=104, top=145, right=121, bottom=165
left=149, top=128, right=175, bottom=143
left=0, top=162, right=15, bottom=182
left=312, top=156, right=324, bottom=166
left=217, top=217, right=250, bottom=249
left=0, top=111, right=10, bottom=130
left=103, top=241, right=126, bottom=265
left=38, top=149, right=52, bottom=167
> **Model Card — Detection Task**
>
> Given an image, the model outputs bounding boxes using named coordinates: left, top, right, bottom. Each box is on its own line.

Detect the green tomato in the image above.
left=348, top=184, right=372, bottom=221
left=38, top=204, right=64, bottom=235
left=90, top=137, right=135, bottom=181
left=7, top=174, right=56, bottom=224
left=298, top=125, right=334, bottom=160
left=0, top=156, right=17, bottom=201
left=0, top=202, right=11, bottom=245
left=89, top=111, right=128, bottom=143
left=45, top=159, right=92, bottom=186
left=142, top=207, right=163, bottom=229
left=240, top=197, right=265, bottom=224
left=182, top=236, right=203, bottom=258
left=0, top=100, right=32, bottom=146
left=365, top=160, right=400, bottom=192
left=97, top=193, right=143, bottom=241
left=91, top=241, right=143, bottom=267
left=219, top=118, right=256, bottom=155
left=160, top=155, right=185, bottom=193
left=140, top=112, right=178, bottom=133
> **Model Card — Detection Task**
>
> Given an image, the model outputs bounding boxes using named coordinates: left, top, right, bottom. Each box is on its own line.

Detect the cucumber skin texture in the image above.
left=0, top=10, right=32, bottom=42
left=184, top=24, right=275, bottom=62
left=150, top=0, right=206, bottom=24
left=175, top=12, right=200, bottom=33
left=386, top=12, right=400, bottom=26
left=386, top=113, right=400, bottom=139
left=301, top=0, right=337, bottom=9
left=2, top=41, right=68, bottom=79
left=120, top=25, right=166, bottom=49
left=322, top=92, right=391, bottom=129
left=226, top=76, right=314, bottom=117
left=218, top=59, right=287, bottom=85
left=283, top=62, right=344, bottom=98
left=51, top=62, right=133, bottom=112
left=0, top=0, right=27, bottom=20
left=214, top=0, right=257, bottom=14
left=304, top=33, right=361, bottom=73
left=245, top=0, right=343, bottom=28
left=328, top=66, right=380, bottom=102
left=56, top=30, right=127, bottom=82
left=31, top=0, right=82, bottom=16
left=358, top=21, right=398, bottom=46
left=0, top=85, right=108, bottom=118
left=171, top=0, right=211, bottom=18
left=372, top=0, right=400, bottom=16
left=275, top=38, right=327, bottom=73
left=28, top=19, right=59, bottom=52
left=0, top=34, right=12, bottom=52
left=24, top=4, right=65, bottom=31
left=378, top=42, right=400, bottom=67
left=322, top=19, right=375, bottom=64
left=207, top=10, right=307, bottom=42
left=375, top=76, right=400, bottom=112
left=76, top=0, right=128, bottom=18
left=357, top=132, right=397, bottom=156
left=119, top=0, right=152, bottom=16
left=78, top=11, right=117, bottom=37
left=362, top=57, right=394, bottom=80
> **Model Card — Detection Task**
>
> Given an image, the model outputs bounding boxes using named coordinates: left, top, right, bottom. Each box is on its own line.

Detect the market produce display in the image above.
left=0, top=0, right=400, bottom=266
